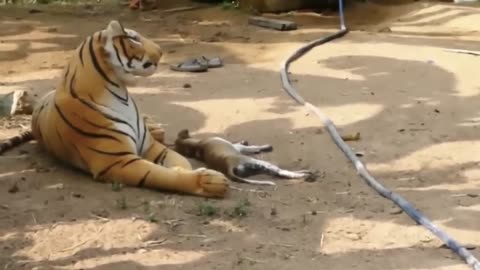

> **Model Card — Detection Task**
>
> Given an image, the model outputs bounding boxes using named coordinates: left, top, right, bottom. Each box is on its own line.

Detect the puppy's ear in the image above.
left=177, top=129, right=190, bottom=139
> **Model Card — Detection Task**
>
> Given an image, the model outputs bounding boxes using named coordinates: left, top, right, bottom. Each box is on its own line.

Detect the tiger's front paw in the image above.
left=194, top=168, right=229, bottom=198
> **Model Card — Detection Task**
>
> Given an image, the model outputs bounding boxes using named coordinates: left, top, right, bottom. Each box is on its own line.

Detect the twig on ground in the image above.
left=230, top=185, right=267, bottom=194
left=141, top=239, right=168, bottom=247
left=90, top=213, right=110, bottom=222
left=270, top=242, right=295, bottom=248
left=58, top=238, right=92, bottom=253
left=160, top=5, right=208, bottom=14
left=243, top=256, right=266, bottom=264
left=175, top=233, right=207, bottom=238
left=31, top=213, right=37, bottom=225
left=444, top=48, right=480, bottom=56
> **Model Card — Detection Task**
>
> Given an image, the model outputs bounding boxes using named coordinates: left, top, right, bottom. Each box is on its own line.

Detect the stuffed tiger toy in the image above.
left=0, top=20, right=228, bottom=198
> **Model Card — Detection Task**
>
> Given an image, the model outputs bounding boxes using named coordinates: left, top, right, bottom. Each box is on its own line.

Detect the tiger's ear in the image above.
left=105, top=20, right=126, bottom=38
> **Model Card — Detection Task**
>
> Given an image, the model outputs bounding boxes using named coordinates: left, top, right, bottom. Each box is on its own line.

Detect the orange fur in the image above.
left=20, top=21, right=228, bottom=198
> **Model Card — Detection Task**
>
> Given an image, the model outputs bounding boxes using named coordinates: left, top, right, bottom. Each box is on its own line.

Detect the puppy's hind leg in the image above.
left=245, top=159, right=316, bottom=181
left=228, top=165, right=276, bottom=186
left=233, top=143, right=273, bottom=155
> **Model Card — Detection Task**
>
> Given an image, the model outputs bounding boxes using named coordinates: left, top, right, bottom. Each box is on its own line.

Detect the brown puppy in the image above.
left=174, top=129, right=317, bottom=186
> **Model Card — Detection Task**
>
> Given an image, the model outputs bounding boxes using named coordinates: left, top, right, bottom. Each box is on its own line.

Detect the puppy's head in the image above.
left=177, top=129, right=191, bottom=140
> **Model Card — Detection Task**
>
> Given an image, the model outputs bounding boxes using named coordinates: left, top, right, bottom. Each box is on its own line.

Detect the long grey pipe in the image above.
left=279, top=1, right=480, bottom=268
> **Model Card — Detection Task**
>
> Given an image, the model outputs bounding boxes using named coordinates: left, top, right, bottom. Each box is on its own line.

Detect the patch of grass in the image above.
left=142, top=199, right=151, bottom=213
left=220, top=0, right=239, bottom=9
left=140, top=199, right=158, bottom=223
left=147, top=212, right=158, bottom=223
left=196, top=201, right=219, bottom=217
left=115, top=196, right=128, bottom=210
left=111, top=182, right=124, bottom=192
left=226, top=198, right=251, bottom=218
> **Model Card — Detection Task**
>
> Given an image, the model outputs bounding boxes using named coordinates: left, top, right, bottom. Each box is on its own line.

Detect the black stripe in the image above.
left=133, top=100, right=140, bottom=137
left=82, top=116, right=137, bottom=145
left=159, top=151, right=168, bottom=165
left=86, top=147, right=134, bottom=156
left=54, top=102, right=120, bottom=142
left=139, top=123, right=147, bottom=154
left=77, top=93, right=130, bottom=127
left=88, top=94, right=108, bottom=107
left=67, top=74, right=134, bottom=132
left=153, top=148, right=167, bottom=164
left=113, top=43, right=124, bottom=68
left=105, top=86, right=128, bottom=104
left=55, top=127, right=66, bottom=148
left=64, top=65, right=71, bottom=84
left=78, top=40, right=86, bottom=66
left=98, top=160, right=123, bottom=178
left=89, top=33, right=119, bottom=88
left=119, top=38, right=133, bottom=69
left=71, top=143, right=89, bottom=169
left=118, top=21, right=126, bottom=34
left=137, top=171, right=150, bottom=187
left=121, top=157, right=141, bottom=168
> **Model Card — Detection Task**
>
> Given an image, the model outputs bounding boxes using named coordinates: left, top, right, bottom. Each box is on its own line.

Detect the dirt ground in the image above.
left=1, top=1, right=480, bottom=269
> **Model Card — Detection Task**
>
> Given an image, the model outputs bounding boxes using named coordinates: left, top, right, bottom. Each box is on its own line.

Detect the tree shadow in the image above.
left=1, top=1, right=478, bottom=71
left=2, top=8, right=480, bottom=270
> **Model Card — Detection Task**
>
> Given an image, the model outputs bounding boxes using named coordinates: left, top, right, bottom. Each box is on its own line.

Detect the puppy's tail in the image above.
left=227, top=166, right=276, bottom=186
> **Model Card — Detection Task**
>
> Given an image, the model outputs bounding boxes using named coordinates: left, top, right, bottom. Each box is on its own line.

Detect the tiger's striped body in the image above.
left=5, top=21, right=228, bottom=198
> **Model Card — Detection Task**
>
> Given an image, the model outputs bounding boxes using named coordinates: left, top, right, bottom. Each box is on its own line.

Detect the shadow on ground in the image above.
left=1, top=2, right=480, bottom=269
left=1, top=51, right=480, bottom=269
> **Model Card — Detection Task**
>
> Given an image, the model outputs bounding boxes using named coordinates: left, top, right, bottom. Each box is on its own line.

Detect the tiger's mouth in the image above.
left=131, top=60, right=158, bottom=76
left=143, top=61, right=154, bottom=69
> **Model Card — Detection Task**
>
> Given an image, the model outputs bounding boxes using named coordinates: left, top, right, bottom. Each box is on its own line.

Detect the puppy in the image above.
left=174, top=129, right=317, bottom=186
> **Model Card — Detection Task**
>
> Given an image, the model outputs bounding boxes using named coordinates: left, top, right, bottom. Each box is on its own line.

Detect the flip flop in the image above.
left=170, top=58, right=209, bottom=72
left=197, top=56, right=223, bottom=68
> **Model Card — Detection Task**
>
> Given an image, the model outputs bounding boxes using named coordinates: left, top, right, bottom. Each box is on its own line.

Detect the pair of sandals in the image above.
left=170, top=56, right=223, bottom=72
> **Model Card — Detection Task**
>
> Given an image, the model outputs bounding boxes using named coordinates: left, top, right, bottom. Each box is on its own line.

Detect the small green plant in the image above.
left=142, top=199, right=151, bottom=213
left=111, top=182, right=124, bottom=192
left=197, top=201, right=219, bottom=217
left=140, top=199, right=158, bottom=223
left=227, top=198, right=251, bottom=218
left=115, top=196, right=128, bottom=210
left=221, top=0, right=239, bottom=9
left=147, top=212, right=158, bottom=223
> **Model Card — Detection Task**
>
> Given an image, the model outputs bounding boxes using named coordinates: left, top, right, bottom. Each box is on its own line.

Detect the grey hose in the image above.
left=279, top=1, right=480, bottom=269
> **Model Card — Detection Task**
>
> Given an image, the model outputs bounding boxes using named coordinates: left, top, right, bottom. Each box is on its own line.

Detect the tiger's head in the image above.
left=102, top=20, right=162, bottom=83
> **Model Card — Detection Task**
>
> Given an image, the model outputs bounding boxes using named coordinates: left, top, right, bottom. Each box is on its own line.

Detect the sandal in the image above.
left=170, top=58, right=209, bottom=72
left=197, top=56, right=223, bottom=68
left=169, top=56, right=223, bottom=72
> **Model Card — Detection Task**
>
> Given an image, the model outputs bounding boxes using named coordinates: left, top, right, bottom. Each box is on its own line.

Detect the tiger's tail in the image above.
left=0, top=130, right=34, bottom=155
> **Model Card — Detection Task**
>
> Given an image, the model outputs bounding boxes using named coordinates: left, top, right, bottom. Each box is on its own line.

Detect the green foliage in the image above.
left=226, top=198, right=250, bottom=218
left=115, top=196, right=128, bottom=210
left=221, top=0, right=239, bottom=9
left=196, top=201, right=219, bottom=217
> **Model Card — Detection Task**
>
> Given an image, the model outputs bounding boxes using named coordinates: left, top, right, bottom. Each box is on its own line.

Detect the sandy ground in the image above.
left=1, top=1, right=480, bottom=269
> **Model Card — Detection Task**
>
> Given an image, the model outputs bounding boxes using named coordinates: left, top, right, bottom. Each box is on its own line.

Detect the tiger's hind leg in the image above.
left=233, top=143, right=273, bottom=155
left=242, top=158, right=317, bottom=182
